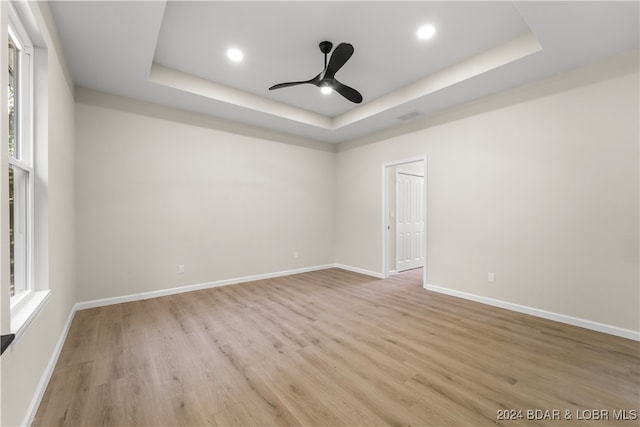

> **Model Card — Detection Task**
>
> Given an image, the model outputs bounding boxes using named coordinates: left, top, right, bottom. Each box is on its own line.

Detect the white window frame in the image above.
left=8, top=5, right=34, bottom=309
left=5, top=2, right=49, bottom=340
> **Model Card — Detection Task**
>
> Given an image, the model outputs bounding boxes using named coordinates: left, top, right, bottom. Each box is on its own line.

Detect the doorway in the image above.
left=382, top=156, right=427, bottom=287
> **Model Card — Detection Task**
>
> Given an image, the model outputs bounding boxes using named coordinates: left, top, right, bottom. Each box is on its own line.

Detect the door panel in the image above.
left=396, top=171, right=425, bottom=272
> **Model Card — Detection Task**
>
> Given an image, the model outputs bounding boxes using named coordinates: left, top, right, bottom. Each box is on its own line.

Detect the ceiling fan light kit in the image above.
left=269, top=40, right=363, bottom=104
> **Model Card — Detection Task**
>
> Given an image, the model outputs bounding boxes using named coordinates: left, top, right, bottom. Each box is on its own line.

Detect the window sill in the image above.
left=10, top=290, right=51, bottom=343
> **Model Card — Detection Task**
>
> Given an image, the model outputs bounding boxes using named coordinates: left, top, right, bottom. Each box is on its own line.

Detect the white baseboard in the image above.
left=426, top=284, right=640, bottom=342
left=76, top=263, right=387, bottom=311
left=333, top=263, right=385, bottom=279
left=76, top=264, right=336, bottom=310
left=21, top=304, right=78, bottom=427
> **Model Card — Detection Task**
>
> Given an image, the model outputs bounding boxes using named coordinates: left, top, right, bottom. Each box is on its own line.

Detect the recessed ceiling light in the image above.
left=417, top=25, right=436, bottom=40
left=226, top=47, right=244, bottom=62
left=320, top=86, right=333, bottom=95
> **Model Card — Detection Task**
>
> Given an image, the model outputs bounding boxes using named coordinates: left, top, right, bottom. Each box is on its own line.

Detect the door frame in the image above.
left=381, top=155, right=428, bottom=288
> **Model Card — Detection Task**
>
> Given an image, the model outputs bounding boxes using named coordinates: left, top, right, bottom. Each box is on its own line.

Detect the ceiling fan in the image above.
left=269, top=41, right=363, bottom=104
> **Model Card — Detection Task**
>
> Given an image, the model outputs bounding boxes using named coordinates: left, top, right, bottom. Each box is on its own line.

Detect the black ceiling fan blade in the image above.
left=269, top=81, right=309, bottom=90
left=324, top=43, right=354, bottom=80
left=333, top=80, right=363, bottom=104
left=269, top=74, right=321, bottom=91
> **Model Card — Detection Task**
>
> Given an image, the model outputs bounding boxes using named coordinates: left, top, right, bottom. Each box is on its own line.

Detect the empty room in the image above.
left=0, top=1, right=638, bottom=426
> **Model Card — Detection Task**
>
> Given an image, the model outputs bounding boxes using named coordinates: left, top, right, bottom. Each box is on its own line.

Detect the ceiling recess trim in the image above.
left=335, top=31, right=543, bottom=129
left=149, top=31, right=542, bottom=132
left=148, top=63, right=332, bottom=129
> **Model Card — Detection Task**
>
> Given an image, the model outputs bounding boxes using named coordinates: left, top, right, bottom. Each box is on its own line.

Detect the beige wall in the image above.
left=0, top=3, right=76, bottom=426
left=75, top=95, right=336, bottom=302
left=336, top=52, right=639, bottom=332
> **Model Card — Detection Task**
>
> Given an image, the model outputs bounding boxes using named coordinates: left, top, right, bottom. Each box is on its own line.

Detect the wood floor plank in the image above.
left=33, top=268, right=639, bottom=426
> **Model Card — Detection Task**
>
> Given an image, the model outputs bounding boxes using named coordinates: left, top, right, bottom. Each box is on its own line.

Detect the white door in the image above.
left=396, top=170, right=425, bottom=272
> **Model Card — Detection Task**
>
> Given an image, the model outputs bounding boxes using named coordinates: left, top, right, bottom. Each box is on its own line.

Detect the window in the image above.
left=7, top=8, right=34, bottom=307
left=2, top=2, right=49, bottom=342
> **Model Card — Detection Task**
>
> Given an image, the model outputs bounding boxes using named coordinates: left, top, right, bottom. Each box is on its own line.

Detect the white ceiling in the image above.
left=49, top=1, right=639, bottom=144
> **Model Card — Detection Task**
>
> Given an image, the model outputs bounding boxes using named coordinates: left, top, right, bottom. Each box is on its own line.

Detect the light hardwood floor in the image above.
left=34, top=268, right=639, bottom=426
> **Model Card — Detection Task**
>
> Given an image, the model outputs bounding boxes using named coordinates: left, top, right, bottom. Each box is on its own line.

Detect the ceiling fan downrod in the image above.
left=319, top=40, right=333, bottom=69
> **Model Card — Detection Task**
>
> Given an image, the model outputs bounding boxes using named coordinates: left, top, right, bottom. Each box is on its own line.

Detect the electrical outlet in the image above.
left=178, top=264, right=185, bottom=274
left=488, top=272, right=495, bottom=283
left=293, top=251, right=299, bottom=259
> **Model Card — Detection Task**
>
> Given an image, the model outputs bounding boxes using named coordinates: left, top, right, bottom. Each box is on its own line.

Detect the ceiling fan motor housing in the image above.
left=319, top=41, right=333, bottom=54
